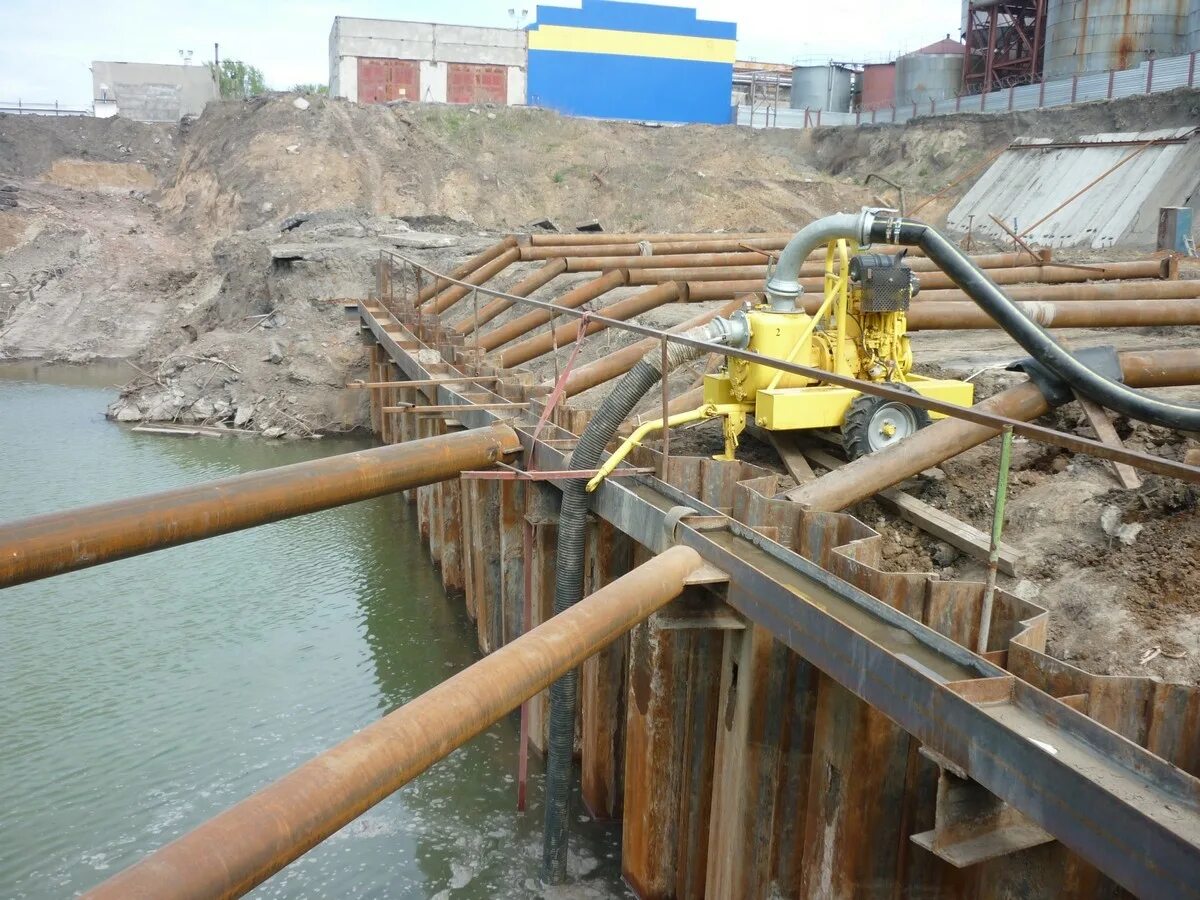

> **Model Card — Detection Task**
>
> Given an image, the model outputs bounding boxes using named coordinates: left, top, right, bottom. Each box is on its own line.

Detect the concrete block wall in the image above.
left=329, top=17, right=527, bottom=105
left=91, top=61, right=219, bottom=123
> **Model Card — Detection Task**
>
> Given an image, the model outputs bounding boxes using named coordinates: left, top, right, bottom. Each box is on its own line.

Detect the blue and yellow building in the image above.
left=526, top=1, right=738, bottom=124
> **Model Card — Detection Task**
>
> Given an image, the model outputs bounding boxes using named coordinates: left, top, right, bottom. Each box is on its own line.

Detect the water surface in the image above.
left=0, top=366, right=624, bottom=898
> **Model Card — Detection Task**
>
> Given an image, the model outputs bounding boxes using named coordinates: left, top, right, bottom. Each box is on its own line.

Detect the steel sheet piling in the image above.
left=0, top=424, right=521, bottom=589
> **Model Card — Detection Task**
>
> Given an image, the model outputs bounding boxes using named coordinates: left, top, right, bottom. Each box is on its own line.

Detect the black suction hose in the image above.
left=873, top=218, right=1200, bottom=432
left=540, top=326, right=729, bottom=883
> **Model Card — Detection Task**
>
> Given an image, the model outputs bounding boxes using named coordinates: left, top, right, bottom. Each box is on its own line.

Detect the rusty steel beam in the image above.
left=426, top=247, right=522, bottom=315
left=785, top=349, right=1200, bottom=512
left=413, top=236, right=518, bottom=305
left=549, top=299, right=749, bottom=399
left=0, top=425, right=521, bottom=590
left=472, top=269, right=629, bottom=349
left=917, top=279, right=1200, bottom=304
left=83, top=545, right=705, bottom=900
left=451, top=258, right=568, bottom=334
left=906, top=298, right=1200, bottom=330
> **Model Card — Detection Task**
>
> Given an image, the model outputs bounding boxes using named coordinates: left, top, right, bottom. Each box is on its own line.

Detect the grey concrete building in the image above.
left=328, top=17, right=527, bottom=106
left=92, top=61, right=219, bottom=122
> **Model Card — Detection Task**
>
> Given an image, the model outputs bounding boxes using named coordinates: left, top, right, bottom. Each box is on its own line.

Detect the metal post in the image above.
left=1146, top=55, right=1155, bottom=94
left=660, top=336, right=670, bottom=475
left=1190, top=51, right=1197, bottom=87
left=977, top=426, right=1013, bottom=653
left=1108, top=69, right=1116, bottom=99
left=1039, top=77, right=1046, bottom=107
left=1071, top=74, right=1078, bottom=103
left=517, top=518, right=534, bottom=811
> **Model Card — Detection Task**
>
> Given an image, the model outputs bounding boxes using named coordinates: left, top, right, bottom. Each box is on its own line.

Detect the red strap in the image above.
left=531, top=312, right=591, bottom=446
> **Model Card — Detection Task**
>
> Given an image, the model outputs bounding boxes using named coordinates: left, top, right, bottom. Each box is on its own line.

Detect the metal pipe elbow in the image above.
left=766, top=210, right=877, bottom=304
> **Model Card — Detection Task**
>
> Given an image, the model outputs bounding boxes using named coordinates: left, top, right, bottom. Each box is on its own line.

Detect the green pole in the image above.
left=977, top=425, right=1014, bottom=654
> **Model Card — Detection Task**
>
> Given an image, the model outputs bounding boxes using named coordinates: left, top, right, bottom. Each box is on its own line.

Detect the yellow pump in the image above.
left=587, top=240, right=974, bottom=491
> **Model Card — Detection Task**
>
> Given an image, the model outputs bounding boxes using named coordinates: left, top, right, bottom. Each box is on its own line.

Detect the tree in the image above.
left=291, top=83, right=328, bottom=96
left=208, top=59, right=266, bottom=99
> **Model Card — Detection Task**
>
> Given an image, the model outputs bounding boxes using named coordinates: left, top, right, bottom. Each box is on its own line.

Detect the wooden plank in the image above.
left=766, top=432, right=817, bottom=484
left=1074, top=392, right=1142, bottom=490
left=796, top=444, right=1019, bottom=577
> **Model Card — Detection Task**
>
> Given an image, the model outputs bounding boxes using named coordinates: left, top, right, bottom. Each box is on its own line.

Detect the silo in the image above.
left=861, top=63, right=897, bottom=110
left=1187, top=0, right=1200, bottom=51
left=789, top=64, right=853, bottom=112
left=1044, top=0, right=1187, bottom=79
left=895, top=41, right=965, bottom=106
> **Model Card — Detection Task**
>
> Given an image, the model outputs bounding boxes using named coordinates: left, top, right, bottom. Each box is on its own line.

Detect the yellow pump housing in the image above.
left=587, top=240, right=976, bottom=491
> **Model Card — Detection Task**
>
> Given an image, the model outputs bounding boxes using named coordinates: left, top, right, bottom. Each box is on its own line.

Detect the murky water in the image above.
left=0, top=365, right=625, bottom=898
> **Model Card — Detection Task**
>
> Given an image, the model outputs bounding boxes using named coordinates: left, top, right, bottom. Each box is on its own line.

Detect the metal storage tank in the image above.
left=1187, top=0, right=1200, bottom=51
left=895, top=38, right=965, bottom=106
left=789, top=64, right=853, bottom=112
left=1044, top=0, right=1187, bottom=79
left=861, top=63, right=897, bottom=110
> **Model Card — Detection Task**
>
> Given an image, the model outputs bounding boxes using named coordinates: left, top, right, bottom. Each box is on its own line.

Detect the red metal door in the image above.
left=357, top=58, right=420, bottom=104
left=446, top=64, right=508, bottom=104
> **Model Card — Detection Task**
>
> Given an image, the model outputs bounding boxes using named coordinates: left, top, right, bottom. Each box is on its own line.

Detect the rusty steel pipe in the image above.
left=520, top=236, right=790, bottom=260
left=563, top=251, right=771, bottom=272
left=497, top=280, right=763, bottom=369
left=498, top=283, right=682, bottom=368
left=906, top=298, right=1200, bottom=330
left=907, top=258, right=1171, bottom=292
left=787, top=350, right=1200, bottom=512
left=414, top=236, right=518, bottom=305
left=550, top=298, right=749, bottom=398
left=525, top=231, right=793, bottom=247
left=427, top=247, right=522, bottom=315
left=83, top=545, right=704, bottom=900
left=473, top=269, right=629, bottom=350
left=452, top=258, right=568, bottom=334
left=916, top=279, right=1200, bottom=304
left=0, top=425, right=521, bottom=589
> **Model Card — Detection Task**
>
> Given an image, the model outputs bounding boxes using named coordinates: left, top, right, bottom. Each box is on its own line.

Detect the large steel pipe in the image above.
left=787, top=350, right=1200, bottom=512
left=906, top=298, right=1200, bottom=330
left=83, top=545, right=704, bottom=900
left=496, top=280, right=761, bottom=368
left=917, top=279, right=1200, bottom=304
left=550, top=298, right=749, bottom=398
left=564, top=251, right=771, bottom=272
left=413, top=237, right=518, bottom=305
left=472, top=269, right=629, bottom=349
left=520, top=236, right=790, bottom=260
left=0, top=425, right=521, bottom=589
left=451, top=258, right=568, bottom=334
left=427, top=247, right=522, bottom=315
left=908, top=258, right=1171, bottom=292
left=526, top=231, right=793, bottom=247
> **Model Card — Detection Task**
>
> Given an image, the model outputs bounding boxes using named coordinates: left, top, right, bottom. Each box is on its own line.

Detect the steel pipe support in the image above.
left=427, top=247, right=522, bottom=315
left=83, top=545, right=704, bottom=900
left=453, top=258, right=569, bottom=335
left=473, top=269, right=629, bottom=350
left=0, top=424, right=521, bottom=589
left=414, top=237, right=518, bottom=306
left=787, top=350, right=1200, bottom=512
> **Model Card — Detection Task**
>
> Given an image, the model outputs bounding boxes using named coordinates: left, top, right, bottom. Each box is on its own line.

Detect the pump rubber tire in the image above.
left=841, top=383, right=931, bottom=460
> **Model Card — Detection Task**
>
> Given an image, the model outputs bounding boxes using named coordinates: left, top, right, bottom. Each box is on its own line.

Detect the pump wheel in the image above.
left=841, top=383, right=931, bottom=460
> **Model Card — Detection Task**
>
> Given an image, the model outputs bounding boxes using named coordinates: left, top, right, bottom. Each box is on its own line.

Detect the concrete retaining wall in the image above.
left=91, top=61, right=219, bottom=123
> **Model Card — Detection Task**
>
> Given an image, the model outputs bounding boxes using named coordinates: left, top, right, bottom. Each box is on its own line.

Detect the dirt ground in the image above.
left=1, top=91, right=1198, bottom=682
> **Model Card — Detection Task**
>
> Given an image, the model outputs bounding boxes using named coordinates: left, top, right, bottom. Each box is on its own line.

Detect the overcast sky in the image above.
left=0, top=0, right=964, bottom=107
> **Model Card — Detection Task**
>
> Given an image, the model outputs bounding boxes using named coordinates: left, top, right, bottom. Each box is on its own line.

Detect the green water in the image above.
left=0, top=366, right=625, bottom=898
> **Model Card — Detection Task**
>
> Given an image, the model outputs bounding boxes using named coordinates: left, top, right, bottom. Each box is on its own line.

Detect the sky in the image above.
left=0, top=0, right=964, bottom=108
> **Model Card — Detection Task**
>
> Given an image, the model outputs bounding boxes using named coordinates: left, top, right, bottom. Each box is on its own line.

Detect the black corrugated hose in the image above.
left=873, top=218, right=1200, bottom=432
left=540, top=323, right=730, bottom=884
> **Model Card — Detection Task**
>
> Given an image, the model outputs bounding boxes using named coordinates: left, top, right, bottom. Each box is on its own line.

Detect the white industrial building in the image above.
left=328, top=17, right=527, bottom=106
